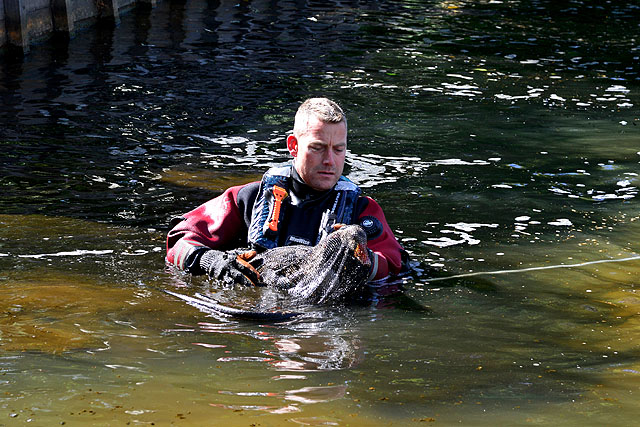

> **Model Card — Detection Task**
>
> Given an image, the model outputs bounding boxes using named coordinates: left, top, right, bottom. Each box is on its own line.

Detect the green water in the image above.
left=1, top=0, right=639, bottom=425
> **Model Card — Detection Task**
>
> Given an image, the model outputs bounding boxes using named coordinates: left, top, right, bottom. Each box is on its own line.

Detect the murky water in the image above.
left=1, top=0, right=639, bottom=425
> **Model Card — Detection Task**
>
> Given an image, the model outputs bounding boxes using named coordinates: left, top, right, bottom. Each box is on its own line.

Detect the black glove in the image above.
left=199, top=249, right=260, bottom=286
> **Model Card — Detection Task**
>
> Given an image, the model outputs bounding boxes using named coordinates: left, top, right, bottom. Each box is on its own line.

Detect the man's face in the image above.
left=287, top=116, right=347, bottom=191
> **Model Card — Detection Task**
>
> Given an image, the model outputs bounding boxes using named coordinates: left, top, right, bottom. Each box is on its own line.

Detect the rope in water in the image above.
left=422, top=254, right=640, bottom=283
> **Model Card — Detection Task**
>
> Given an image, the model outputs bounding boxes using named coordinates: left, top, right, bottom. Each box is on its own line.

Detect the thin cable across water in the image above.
left=423, top=254, right=640, bottom=283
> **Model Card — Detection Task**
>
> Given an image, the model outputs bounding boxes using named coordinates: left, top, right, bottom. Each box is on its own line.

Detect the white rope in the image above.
left=422, top=254, right=640, bottom=282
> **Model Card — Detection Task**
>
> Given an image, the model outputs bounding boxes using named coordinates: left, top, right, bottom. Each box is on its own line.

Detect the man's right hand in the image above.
left=199, top=249, right=261, bottom=286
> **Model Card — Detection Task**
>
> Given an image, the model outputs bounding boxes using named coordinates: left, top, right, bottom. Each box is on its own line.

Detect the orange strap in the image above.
left=236, top=250, right=261, bottom=285
left=268, top=186, right=288, bottom=232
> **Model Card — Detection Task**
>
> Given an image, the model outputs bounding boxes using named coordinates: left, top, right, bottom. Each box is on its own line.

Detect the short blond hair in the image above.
left=293, top=98, right=347, bottom=136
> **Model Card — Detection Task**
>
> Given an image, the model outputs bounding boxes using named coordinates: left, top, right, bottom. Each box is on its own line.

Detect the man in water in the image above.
left=166, top=98, right=407, bottom=285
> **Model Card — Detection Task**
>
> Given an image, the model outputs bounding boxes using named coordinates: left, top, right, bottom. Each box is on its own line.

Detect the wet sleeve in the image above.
left=356, top=196, right=407, bottom=280
left=166, top=185, right=249, bottom=272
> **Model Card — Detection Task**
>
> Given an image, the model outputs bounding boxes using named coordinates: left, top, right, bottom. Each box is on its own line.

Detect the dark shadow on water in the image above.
left=163, top=270, right=433, bottom=325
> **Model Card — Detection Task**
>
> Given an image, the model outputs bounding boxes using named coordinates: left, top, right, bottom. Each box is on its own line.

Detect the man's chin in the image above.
left=311, top=175, right=339, bottom=191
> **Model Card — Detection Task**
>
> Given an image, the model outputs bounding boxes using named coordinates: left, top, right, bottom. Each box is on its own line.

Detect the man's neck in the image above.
left=291, top=166, right=332, bottom=200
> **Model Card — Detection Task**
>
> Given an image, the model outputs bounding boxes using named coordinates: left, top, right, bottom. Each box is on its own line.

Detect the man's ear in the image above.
left=286, top=134, right=298, bottom=157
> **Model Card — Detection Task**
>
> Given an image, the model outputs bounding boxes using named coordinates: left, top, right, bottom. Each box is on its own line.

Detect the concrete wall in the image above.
left=70, top=0, right=100, bottom=26
left=1, top=0, right=157, bottom=54
left=26, top=0, right=53, bottom=42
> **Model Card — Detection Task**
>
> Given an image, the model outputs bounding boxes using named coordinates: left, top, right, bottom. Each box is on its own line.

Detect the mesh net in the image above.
left=249, top=225, right=371, bottom=304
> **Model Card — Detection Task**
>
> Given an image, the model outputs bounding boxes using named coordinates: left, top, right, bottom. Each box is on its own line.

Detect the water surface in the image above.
left=1, top=0, right=639, bottom=425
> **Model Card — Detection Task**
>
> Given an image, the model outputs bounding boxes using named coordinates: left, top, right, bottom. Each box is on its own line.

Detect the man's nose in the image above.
left=323, top=149, right=335, bottom=166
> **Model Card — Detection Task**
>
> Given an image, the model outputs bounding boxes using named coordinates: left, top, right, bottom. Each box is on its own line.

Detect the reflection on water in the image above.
left=190, top=318, right=364, bottom=372
left=1, top=0, right=639, bottom=425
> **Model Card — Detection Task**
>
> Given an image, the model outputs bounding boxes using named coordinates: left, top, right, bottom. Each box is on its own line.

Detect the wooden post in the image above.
left=3, top=0, right=29, bottom=53
left=51, top=0, right=75, bottom=36
left=97, top=0, right=121, bottom=24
